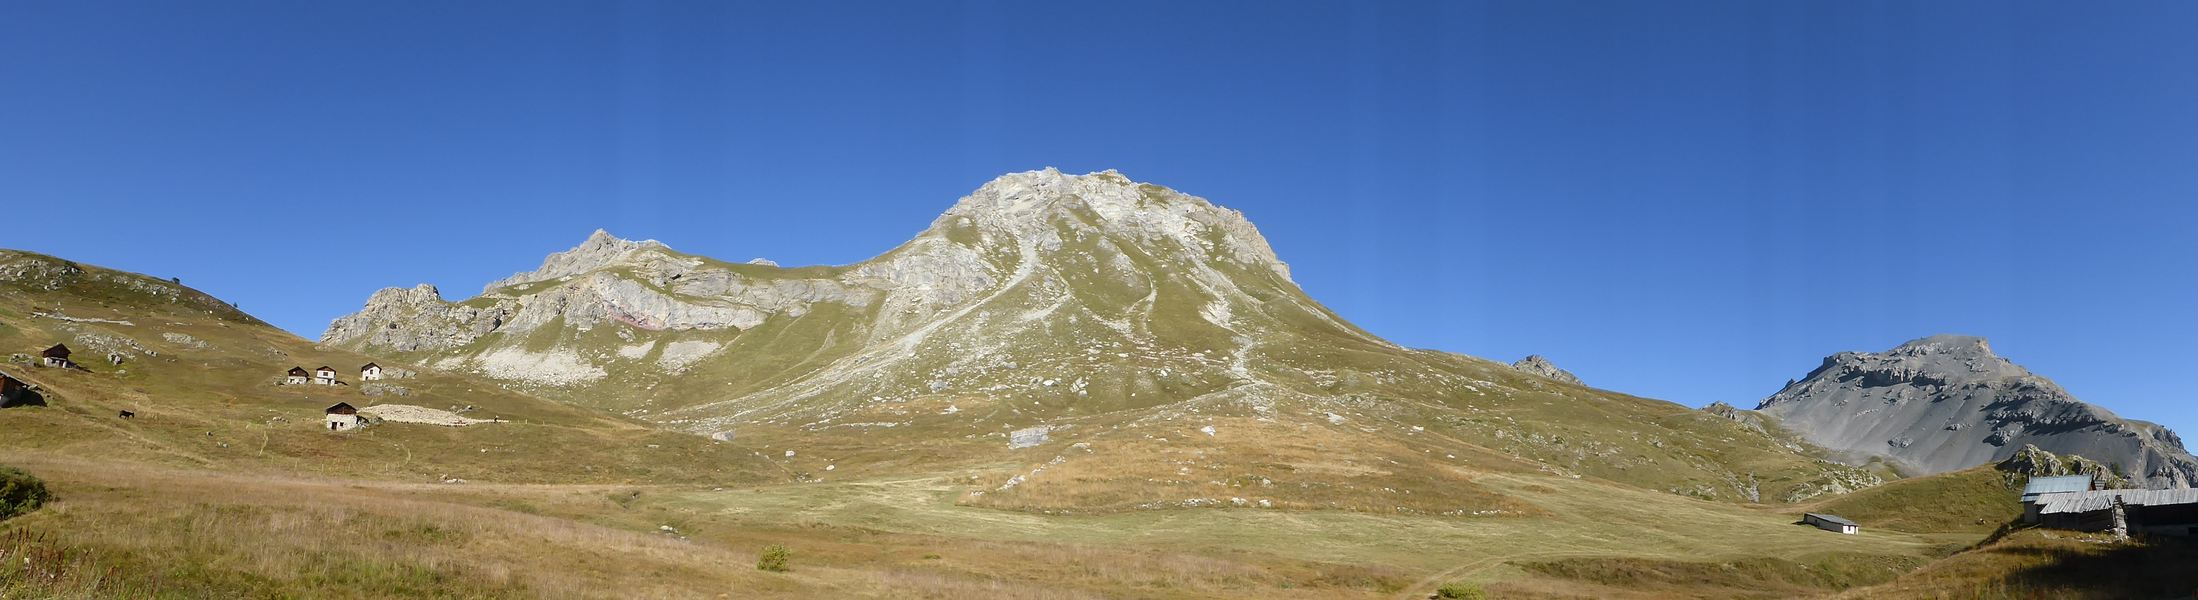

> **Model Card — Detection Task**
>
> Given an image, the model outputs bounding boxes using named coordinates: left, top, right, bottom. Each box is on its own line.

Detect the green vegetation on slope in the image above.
left=1802, top=466, right=2022, bottom=534
left=0, top=466, right=48, bottom=522
left=0, top=249, right=780, bottom=486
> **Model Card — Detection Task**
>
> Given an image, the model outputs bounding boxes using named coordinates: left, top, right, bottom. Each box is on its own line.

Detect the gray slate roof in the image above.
left=1805, top=513, right=1858, bottom=527
left=2036, top=488, right=2198, bottom=515
left=2022, top=475, right=2095, bottom=500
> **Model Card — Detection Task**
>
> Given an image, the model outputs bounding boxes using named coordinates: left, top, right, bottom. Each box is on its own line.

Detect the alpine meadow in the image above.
left=6, top=2, right=2198, bottom=598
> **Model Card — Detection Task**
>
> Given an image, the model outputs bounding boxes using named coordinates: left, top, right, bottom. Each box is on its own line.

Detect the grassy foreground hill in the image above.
left=0, top=248, right=1948, bottom=598
left=4, top=205, right=2186, bottom=598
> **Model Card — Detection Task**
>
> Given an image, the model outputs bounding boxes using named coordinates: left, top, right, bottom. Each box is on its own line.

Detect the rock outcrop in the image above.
left=322, top=168, right=1327, bottom=392
left=1510, top=355, right=1581, bottom=385
left=1996, top=444, right=2134, bottom=489
left=1757, top=334, right=2197, bottom=487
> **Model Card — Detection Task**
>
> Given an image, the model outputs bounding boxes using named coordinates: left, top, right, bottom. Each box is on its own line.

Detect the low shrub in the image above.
left=1436, top=582, right=1485, bottom=599
left=757, top=545, right=791, bottom=572
left=0, top=466, right=50, bottom=521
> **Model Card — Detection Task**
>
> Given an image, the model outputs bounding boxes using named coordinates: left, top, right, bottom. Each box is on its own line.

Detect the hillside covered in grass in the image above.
left=321, top=170, right=1886, bottom=513
left=1801, top=466, right=2023, bottom=534
left=0, top=249, right=776, bottom=485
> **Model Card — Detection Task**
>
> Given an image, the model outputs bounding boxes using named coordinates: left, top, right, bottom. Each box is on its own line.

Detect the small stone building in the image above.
left=285, top=367, right=310, bottom=385
left=314, top=366, right=338, bottom=385
left=41, top=344, right=72, bottom=368
left=325, top=402, right=360, bottom=431
left=1803, top=513, right=1859, bottom=535
left=360, top=362, right=382, bottom=381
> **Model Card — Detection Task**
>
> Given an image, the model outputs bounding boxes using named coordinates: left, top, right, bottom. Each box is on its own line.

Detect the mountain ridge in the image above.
left=1756, top=333, right=2196, bottom=487
left=320, top=169, right=1883, bottom=508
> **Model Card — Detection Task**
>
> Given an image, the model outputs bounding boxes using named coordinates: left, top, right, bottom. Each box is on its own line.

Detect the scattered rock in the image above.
left=1010, top=426, right=1050, bottom=449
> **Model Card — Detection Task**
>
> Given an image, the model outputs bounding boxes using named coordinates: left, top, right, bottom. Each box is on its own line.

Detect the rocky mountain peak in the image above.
left=1511, top=355, right=1583, bottom=385
left=932, top=168, right=1292, bottom=282
left=482, top=230, right=670, bottom=294
left=1889, top=334, right=1996, bottom=358
left=1757, top=335, right=2197, bottom=487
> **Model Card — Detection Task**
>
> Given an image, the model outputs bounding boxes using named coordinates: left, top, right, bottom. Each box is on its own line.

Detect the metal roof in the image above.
left=2021, top=475, right=2095, bottom=499
left=2036, top=488, right=2198, bottom=515
left=1805, top=513, right=1858, bottom=527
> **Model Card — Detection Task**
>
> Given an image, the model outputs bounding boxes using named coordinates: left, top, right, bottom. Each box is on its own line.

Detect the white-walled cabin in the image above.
left=325, top=402, right=360, bottom=431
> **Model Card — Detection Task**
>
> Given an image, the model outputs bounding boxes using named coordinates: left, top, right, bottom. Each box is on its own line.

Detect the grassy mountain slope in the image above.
left=324, top=170, right=1883, bottom=512
left=1798, top=466, right=2022, bottom=534
left=0, top=244, right=2084, bottom=599
left=0, top=249, right=770, bottom=484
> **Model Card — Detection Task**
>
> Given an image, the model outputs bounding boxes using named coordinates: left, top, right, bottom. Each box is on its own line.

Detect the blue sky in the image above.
left=5, top=1, right=2195, bottom=436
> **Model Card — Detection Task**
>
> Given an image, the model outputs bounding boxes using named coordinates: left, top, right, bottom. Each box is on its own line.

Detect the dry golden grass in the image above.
left=1829, top=529, right=2198, bottom=599
left=0, top=454, right=788, bottom=598
left=0, top=455, right=1429, bottom=599
left=954, top=414, right=1549, bottom=516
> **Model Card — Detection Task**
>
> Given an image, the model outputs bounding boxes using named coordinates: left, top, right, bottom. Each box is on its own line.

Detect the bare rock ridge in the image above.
left=1510, top=355, right=1581, bottom=385
left=1756, top=334, right=2197, bottom=487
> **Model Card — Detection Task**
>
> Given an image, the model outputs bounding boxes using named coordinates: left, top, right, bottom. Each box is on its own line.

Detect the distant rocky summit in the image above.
left=1756, top=334, right=2197, bottom=487
left=1510, top=355, right=1581, bottom=385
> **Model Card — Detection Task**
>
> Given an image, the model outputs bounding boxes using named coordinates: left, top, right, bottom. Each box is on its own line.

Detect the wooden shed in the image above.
left=1803, top=513, right=1859, bottom=535
left=2032, top=489, right=2198, bottom=537
left=41, top=344, right=73, bottom=368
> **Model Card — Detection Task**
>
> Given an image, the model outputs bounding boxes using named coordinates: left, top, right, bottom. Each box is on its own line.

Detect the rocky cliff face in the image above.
left=1510, top=355, right=1581, bottom=385
left=323, top=168, right=1349, bottom=401
left=1757, top=334, right=2197, bottom=487
left=320, top=169, right=1883, bottom=506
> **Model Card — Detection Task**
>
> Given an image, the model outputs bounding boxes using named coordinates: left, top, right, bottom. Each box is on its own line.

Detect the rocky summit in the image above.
left=1510, top=355, right=1582, bottom=385
left=1756, top=334, right=2198, bottom=487
left=322, top=169, right=1877, bottom=508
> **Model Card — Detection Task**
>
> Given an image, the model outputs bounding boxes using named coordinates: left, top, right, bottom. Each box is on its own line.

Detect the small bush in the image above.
left=0, top=465, right=51, bottom=521
left=1436, top=582, right=1486, bottom=600
left=756, top=545, right=791, bottom=572
left=606, top=489, right=641, bottom=509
